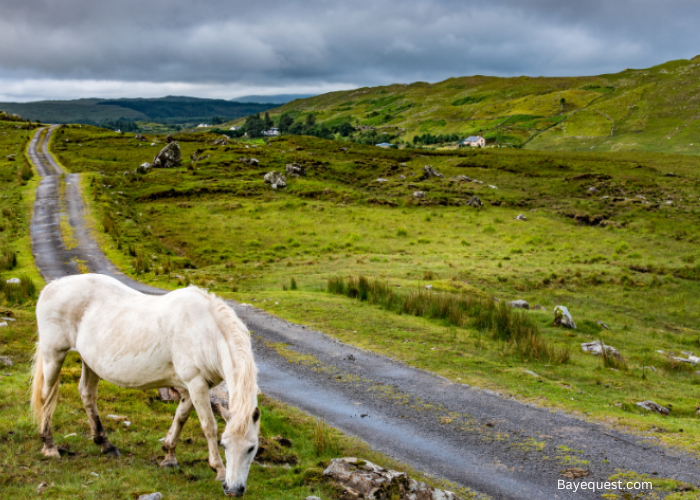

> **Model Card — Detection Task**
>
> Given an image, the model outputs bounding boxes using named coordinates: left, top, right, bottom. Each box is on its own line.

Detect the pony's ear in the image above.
left=252, top=407, right=261, bottom=423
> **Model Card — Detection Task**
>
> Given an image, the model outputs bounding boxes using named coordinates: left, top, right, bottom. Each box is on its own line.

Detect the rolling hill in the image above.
left=0, top=96, right=276, bottom=126
left=256, top=56, right=700, bottom=154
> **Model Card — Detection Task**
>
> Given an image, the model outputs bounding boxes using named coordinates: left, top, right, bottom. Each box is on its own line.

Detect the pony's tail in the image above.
left=31, top=348, right=58, bottom=432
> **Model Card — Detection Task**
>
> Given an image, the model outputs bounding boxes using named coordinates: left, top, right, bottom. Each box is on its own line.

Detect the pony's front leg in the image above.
left=160, top=389, right=194, bottom=468
left=187, top=378, right=226, bottom=482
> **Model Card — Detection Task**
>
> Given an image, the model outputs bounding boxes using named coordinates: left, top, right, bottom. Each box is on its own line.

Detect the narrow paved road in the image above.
left=29, top=128, right=700, bottom=499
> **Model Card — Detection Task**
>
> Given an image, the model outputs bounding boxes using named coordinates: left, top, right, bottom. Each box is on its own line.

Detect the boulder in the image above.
left=285, top=163, right=306, bottom=177
left=136, top=162, right=152, bottom=174
left=152, top=142, right=181, bottom=168
left=581, top=340, right=621, bottom=359
left=377, top=178, right=388, bottom=183
left=249, top=158, right=259, bottom=166
left=554, top=305, right=576, bottom=329
left=213, top=137, right=228, bottom=146
left=508, top=300, right=529, bottom=309
left=466, top=195, right=483, bottom=208
left=264, top=171, right=286, bottom=189
left=420, top=165, right=444, bottom=180
left=138, top=494, right=163, bottom=500
left=323, top=457, right=462, bottom=500
left=636, top=401, right=670, bottom=416
left=134, top=134, right=146, bottom=142
left=514, top=214, right=527, bottom=221
left=588, top=186, right=598, bottom=194
left=452, top=175, right=472, bottom=182
left=0, top=356, right=12, bottom=366
left=413, top=191, right=426, bottom=199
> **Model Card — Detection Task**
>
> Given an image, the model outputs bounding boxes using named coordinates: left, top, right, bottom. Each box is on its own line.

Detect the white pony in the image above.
left=31, top=274, right=259, bottom=497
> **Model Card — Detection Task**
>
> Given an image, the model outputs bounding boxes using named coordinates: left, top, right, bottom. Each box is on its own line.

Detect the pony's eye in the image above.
left=247, top=446, right=255, bottom=454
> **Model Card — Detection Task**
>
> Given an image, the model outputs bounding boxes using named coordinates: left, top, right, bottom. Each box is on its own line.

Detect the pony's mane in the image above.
left=193, top=287, right=258, bottom=435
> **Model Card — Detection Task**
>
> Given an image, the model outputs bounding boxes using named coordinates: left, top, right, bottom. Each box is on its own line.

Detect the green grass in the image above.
left=49, top=124, right=700, bottom=455
left=235, top=55, right=700, bottom=153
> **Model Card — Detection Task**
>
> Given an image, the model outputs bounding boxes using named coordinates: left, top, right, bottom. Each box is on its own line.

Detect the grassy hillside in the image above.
left=50, top=125, right=700, bottom=455
left=0, top=97, right=276, bottom=127
left=252, top=56, right=700, bottom=154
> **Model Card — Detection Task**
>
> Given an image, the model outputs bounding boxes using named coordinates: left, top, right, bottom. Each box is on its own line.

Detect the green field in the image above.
left=0, top=120, right=472, bottom=500
left=46, top=124, right=700, bottom=457
left=239, top=56, right=700, bottom=154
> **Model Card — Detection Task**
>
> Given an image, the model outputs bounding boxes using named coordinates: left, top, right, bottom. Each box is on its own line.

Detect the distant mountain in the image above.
left=0, top=96, right=277, bottom=126
left=265, top=56, right=700, bottom=154
left=229, top=94, right=315, bottom=104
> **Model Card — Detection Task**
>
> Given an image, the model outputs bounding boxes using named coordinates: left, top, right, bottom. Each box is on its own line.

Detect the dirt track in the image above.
left=28, top=128, right=700, bottom=499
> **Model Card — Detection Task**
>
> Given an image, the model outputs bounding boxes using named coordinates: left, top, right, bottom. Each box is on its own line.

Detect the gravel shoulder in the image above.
left=28, top=128, right=700, bottom=499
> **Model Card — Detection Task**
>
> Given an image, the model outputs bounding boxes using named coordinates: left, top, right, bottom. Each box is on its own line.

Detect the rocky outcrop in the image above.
left=413, top=191, right=426, bottom=199
left=264, top=171, right=286, bottom=189
left=467, top=195, right=483, bottom=207
left=323, top=457, right=462, bottom=500
left=420, top=165, right=444, bottom=180
left=636, top=400, right=670, bottom=415
left=286, top=163, right=306, bottom=177
left=152, top=142, right=181, bottom=168
left=554, top=305, right=576, bottom=329
left=508, top=300, right=529, bottom=309
left=581, top=341, right=621, bottom=359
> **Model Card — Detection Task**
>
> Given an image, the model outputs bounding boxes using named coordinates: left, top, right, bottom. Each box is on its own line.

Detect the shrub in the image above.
left=0, top=246, right=17, bottom=271
left=396, top=228, right=408, bottom=237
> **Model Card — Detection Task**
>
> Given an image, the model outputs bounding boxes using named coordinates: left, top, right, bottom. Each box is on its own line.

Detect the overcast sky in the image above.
left=0, top=0, right=698, bottom=102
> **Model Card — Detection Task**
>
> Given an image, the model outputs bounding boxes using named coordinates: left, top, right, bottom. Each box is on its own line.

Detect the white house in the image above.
left=197, top=123, right=211, bottom=128
left=462, top=135, right=485, bottom=147
left=263, top=127, right=280, bottom=136
left=229, top=126, right=241, bottom=131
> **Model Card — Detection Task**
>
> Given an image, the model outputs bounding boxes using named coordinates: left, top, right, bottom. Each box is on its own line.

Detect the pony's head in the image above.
left=218, top=404, right=261, bottom=496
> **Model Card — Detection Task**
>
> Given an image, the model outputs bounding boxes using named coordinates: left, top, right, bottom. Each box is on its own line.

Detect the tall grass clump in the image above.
left=0, top=276, right=37, bottom=305
left=0, top=246, right=18, bottom=270
left=328, top=275, right=569, bottom=363
left=133, top=252, right=150, bottom=274
left=101, top=211, right=119, bottom=238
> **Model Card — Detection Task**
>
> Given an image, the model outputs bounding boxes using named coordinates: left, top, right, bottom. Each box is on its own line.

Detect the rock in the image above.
left=6, top=278, right=20, bottom=284
left=523, top=370, right=539, bottom=378
left=134, top=134, right=146, bottom=142
left=466, top=195, right=483, bottom=208
left=636, top=401, right=670, bottom=415
left=136, top=162, right=152, bottom=174
left=323, top=458, right=462, bottom=500
left=514, top=214, right=527, bottom=221
left=597, top=320, right=609, bottom=330
left=264, top=171, right=286, bottom=189
left=452, top=175, right=472, bottom=182
left=305, top=497, right=321, bottom=500
left=488, top=185, right=498, bottom=189
left=285, top=163, right=306, bottom=177
left=158, top=387, right=182, bottom=402
left=400, top=163, right=407, bottom=167
left=0, top=322, right=7, bottom=328
left=338, top=147, right=349, bottom=152
left=377, top=178, right=388, bottom=182
left=166, top=134, right=174, bottom=143
left=212, top=137, right=227, bottom=146
left=508, top=300, right=529, bottom=309
left=138, top=493, right=163, bottom=500
left=588, top=186, right=598, bottom=193
left=398, top=174, right=406, bottom=179
left=671, top=353, right=700, bottom=365
left=0, top=356, right=13, bottom=366
left=413, top=191, right=426, bottom=199
left=420, top=165, right=444, bottom=180
left=581, top=341, right=621, bottom=359
left=553, top=305, right=577, bottom=329
left=37, top=482, right=49, bottom=494
left=249, top=158, right=259, bottom=166
left=152, top=142, right=181, bottom=168
left=532, top=305, right=547, bottom=311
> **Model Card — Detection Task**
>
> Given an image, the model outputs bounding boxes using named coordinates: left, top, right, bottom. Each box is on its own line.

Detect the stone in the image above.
left=514, top=214, right=527, bottom=221
left=0, top=322, right=7, bottom=328
left=338, top=147, right=349, bottom=151
left=413, top=191, right=426, bottom=199
left=138, top=493, right=163, bottom=500
left=377, top=178, right=388, bottom=182
left=249, top=158, right=259, bottom=166
left=6, top=278, right=20, bottom=284
left=37, top=482, right=49, bottom=494
left=134, top=134, right=146, bottom=142
left=136, top=162, right=152, bottom=174
left=452, top=175, right=472, bottom=182
left=588, top=186, right=598, bottom=193
left=0, top=356, right=12, bottom=366
left=508, top=300, right=529, bottom=309
left=581, top=341, right=621, bottom=359
left=323, top=458, right=462, bottom=500
left=305, top=497, right=322, bottom=500
left=466, top=195, right=483, bottom=208
left=554, top=305, right=576, bottom=329
left=420, top=165, right=444, bottom=180
left=264, top=171, right=286, bottom=189
left=488, top=185, right=498, bottom=189
left=398, top=174, right=406, bottom=179
left=213, top=137, right=228, bottom=146
left=597, top=320, right=609, bottom=330
left=152, top=142, right=181, bottom=168
left=285, top=163, right=306, bottom=177
left=636, top=401, right=670, bottom=416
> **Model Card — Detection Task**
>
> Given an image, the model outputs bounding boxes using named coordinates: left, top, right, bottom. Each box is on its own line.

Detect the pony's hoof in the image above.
left=42, top=446, right=61, bottom=458
left=160, top=457, right=179, bottom=469
left=102, top=446, right=121, bottom=458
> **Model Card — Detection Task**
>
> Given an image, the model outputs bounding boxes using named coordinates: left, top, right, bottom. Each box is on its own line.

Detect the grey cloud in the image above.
left=0, top=0, right=699, bottom=100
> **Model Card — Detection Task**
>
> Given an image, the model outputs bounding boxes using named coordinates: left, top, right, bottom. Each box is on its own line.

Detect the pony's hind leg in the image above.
left=79, top=363, right=120, bottom=457
left=160, top=388, right=194, bottom=468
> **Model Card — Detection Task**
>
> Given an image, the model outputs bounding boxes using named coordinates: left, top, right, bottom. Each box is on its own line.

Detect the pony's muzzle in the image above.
left=223, top=483, right=245, bottom=496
